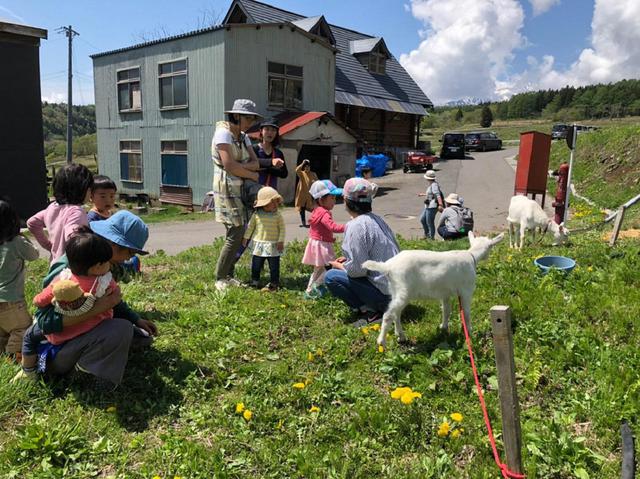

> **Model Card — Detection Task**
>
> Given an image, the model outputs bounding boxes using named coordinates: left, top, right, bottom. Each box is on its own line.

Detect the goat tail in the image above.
left=362, top=260, right=389, bottom=274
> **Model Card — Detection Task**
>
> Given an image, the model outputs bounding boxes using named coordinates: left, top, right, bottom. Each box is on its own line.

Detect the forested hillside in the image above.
left=425, top=78, right=640, bottom=129
left=42, top=102, right=96, bottom=141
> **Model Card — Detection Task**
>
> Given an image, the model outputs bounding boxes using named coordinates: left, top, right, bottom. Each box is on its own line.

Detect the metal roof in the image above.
left=349, top=38, right=383, bottom=55
left=335, top=90, right=426, bottom=115
left=232, top=0, right=432, bottom=109
left=246, top=110, right=359, bottom=140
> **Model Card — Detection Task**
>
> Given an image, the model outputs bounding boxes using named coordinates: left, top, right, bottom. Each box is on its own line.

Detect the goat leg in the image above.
left=439, top=299, right=451, bottom=333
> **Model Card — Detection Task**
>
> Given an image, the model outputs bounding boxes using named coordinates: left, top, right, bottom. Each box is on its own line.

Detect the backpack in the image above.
left=457, top=206, right=474, bottom=233
left=424, top=183, right=445, bottom=207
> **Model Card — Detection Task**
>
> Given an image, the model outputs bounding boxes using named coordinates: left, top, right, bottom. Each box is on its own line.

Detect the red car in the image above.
left=403, top=151, right=437, bottom=173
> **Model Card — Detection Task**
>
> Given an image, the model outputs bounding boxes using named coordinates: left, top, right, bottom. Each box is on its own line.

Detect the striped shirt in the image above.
left=342, top=213, right=400, bottom=295
left=244, top=210, right=285, bottom=243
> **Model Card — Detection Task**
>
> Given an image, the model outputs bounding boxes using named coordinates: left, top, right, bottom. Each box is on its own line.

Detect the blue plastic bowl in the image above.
left=534, top=255, right=576, bottom=274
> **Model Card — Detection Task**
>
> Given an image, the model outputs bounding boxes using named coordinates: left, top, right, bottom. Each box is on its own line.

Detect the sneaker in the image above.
left=261, top=283, right=279, bottom=292
left=350, top=311, right=383, bottom=328
left=250, top=280, right=260, bottom=289
left=303, top=287, right=321, bottom=300
left=226, top=278, right=246, bottom=287
left=215, top=279, right=229, bottom=291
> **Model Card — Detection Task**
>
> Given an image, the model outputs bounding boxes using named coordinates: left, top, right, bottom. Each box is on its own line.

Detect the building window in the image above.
left=368, top=52, right=387, bottom=74
left=120, top=140, right=143, bottom=182
left=159, top=59, right=188, bottom=109
left=117, top=67, right=141, bottom=112
left=268, top=61, right=303, bottom=110
left=161, top=140, right=188, bottom=187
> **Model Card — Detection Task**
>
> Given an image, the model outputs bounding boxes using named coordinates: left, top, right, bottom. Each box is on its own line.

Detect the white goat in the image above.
left=506, top=195, right=569, bottom=249
left=363, top=232, right=504, bottom=348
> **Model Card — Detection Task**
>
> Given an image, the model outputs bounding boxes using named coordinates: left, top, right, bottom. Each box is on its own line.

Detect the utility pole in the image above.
left=57, top=25, right=79, bottom=164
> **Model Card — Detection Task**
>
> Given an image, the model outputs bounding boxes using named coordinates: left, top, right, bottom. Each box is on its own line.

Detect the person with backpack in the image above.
left=437, top=193, right=474, bottom=240
left=417, top=170, right=444, bottom=239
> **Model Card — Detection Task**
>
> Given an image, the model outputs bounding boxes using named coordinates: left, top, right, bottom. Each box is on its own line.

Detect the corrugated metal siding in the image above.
left=92, top=30, right=225, bottom=203
left=223, top=26, right=335, bottom=115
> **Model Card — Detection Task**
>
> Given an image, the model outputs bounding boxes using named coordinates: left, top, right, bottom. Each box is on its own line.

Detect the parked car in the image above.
left=439, top=132, right=466, bottom=159
left=464, top=132, right=502, bottom=151
left=402, top=151, right=438, bottom=173
left=551, top=123, right=569, bottom=140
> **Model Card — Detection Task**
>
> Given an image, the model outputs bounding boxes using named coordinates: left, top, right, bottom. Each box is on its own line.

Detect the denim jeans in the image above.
left=438, top=225, right=466, bottom=241
left=251, top=255, right=280, bottom=285
left=325, top=269, right=390, bottom=313
left=420, top=207, right=438, bottom=239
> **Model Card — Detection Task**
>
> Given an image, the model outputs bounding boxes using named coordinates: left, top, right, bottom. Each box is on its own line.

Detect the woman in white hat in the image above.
left=437, top=193, right=467, bottom=240
left=211, top=99, right=262, bottom=291
left=417, top=170, right=444, bottom=239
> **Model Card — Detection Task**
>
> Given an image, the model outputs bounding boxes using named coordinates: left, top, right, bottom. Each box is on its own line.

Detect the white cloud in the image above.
left=501, top=0, right=640, bottom=95
left=41, top=91, right=67, bottom=104
left=400, top=0, right=526, bottom=105
left=401, top=0, right=640, bottom=104
left=528, top=0, right=561, bottom=16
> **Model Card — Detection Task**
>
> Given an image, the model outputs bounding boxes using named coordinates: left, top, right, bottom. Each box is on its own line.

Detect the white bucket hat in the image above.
left=444, top=193, right=461, bottom=205
left=424, top=170, right=436, bottom=180
left=224, top=99, right=263, bottom=118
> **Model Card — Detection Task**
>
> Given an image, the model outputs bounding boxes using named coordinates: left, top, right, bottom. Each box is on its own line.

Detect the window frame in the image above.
left=267, top=60, right=303, bottom=110
left=119, top=139, right=143, bottom=183
left=160, top=140, right=189, bottom=187
left=368, top=51, right=387, bottom=75
left=158, top=58, right=189, bottom=110
left=116, top=66, right=142, bottom=113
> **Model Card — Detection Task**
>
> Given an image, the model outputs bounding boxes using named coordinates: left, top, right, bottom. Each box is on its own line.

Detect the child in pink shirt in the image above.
left=27, top=163, right=94, bottom=263
left=302, top=180, right=346, bottom=298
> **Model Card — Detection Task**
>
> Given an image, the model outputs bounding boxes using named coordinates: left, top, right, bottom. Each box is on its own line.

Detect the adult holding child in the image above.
left=211, top=99, right=262, bottom=291
left=325, top=178, right=400, bottom=326
left=18, top=211, right=158, bottom=388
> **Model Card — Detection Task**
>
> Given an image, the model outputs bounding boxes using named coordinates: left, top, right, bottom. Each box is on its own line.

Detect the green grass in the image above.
left=2, top=229, right=640, bottom=478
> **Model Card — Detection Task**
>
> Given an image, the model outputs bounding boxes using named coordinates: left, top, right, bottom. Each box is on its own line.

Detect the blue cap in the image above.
left=90, top=210, right=149, bottom=255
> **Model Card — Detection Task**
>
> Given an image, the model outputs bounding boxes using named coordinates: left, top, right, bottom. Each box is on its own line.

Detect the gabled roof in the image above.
left=291, top=15, right=335, bottom=45
left=0, top=21, right=47, bottom=40
left=349, top=37, right=390, bottom=58
left=227, top=0, right=432, bottom=109
left=246, top=110, right=360, bottom=140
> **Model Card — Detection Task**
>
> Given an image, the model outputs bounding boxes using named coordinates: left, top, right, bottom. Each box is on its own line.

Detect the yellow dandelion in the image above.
left=361, top=326, right=370, bottom=335
left=370, top=323, right=381, bottom=331
left=316, top=348, right=324, bottom=356
left=450, top=412, right=463, bottom=422
left=106, top=406, right=117, bottom=413
left=390, top=387, right=411, bottom=399
left=293, top=382, right=306, bottom=389
left=378, top=345, right=385, bottom=353
left=152, top=476, right=161, bottom=479
left=174, top=476, right=183, bottom=479
left=243, top=409, right=253, bottom=421
left=280, top=304, right=287, bottom=308
left=235, top=402, right=245, bottom=414
left=451, top=429, right=462, bottom=439
left=307, top=351, right=315, bottom=362
left=275, top=419, right=284, bottom=430
left=309, top=405, right=320, bottom=413
left=587, top=266, right=593, bottom=272
left=400, top=391, right=422, bottom=405
left=437, top=421, right=450, bottom=437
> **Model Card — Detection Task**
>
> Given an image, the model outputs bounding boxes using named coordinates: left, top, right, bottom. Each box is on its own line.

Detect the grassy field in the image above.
left=2, top=208, right=640, bottom=477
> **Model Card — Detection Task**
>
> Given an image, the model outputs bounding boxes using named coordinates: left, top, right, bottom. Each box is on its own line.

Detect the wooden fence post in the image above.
left=609, top=206, right=626, bottom=247
left=491, top=305, right=523, bottom=474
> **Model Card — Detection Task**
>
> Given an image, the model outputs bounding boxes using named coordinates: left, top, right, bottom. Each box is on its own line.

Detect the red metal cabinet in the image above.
left=514, top=131, right=552, bottom=206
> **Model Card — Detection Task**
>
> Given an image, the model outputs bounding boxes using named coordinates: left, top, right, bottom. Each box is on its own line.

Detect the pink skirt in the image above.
left=302, top=239, right=336, bottom=266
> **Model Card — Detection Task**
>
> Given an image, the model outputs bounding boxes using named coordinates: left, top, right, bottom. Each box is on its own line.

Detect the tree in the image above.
left=480, top=105, right=493, bottom=127
left=454, top=108, right=464, bottom=122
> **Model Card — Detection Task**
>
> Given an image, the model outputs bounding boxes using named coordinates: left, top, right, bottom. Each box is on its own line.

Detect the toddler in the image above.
left=87, top=175, right=117, bottom=222
left=302, top=180, right=346, bottom=299
left=0, top=198, right=39, bottom=360
left=28, top=163, right=94, bottom=263
left=242, top=187, right=285, bottom=292
left=19, top=228, right=118, bottom=378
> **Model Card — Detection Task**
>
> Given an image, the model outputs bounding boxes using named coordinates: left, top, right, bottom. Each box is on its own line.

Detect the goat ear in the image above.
left=492, top=232, right=505, bottom=244
left=468, top=231, right=475, bottom=241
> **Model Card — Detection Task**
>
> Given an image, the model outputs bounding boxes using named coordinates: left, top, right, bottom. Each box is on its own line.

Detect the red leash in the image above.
left=458, top=298, right=526, bottom=479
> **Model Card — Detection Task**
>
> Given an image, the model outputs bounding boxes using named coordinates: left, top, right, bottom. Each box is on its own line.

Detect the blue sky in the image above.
left=2, top=0, right=636, bottom=105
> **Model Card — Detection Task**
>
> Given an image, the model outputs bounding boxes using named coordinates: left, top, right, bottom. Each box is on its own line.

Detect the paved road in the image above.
left=31, top=148, right=519, bottom=258
left=143, top=147, right=518, bottom=255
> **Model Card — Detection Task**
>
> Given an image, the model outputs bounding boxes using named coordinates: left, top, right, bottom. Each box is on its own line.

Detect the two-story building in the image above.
left=91, top=0, right=431, bottom=206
